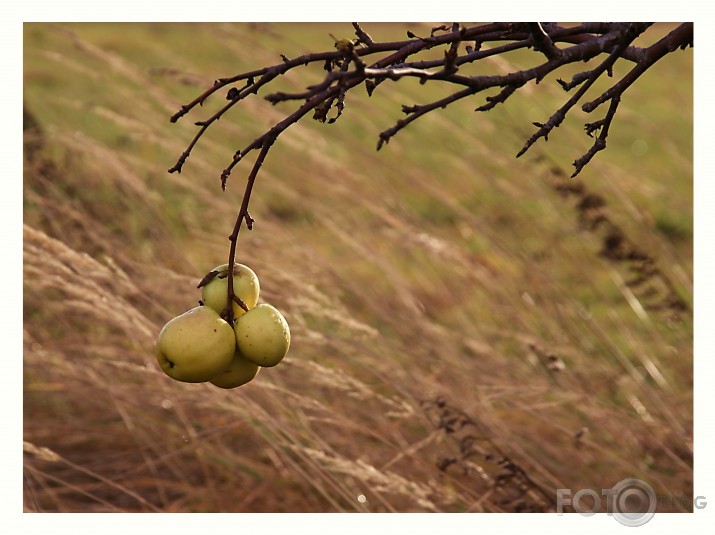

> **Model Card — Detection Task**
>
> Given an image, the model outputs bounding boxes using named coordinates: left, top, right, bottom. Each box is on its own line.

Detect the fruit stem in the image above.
left=225, top=137, right=275, bottom=323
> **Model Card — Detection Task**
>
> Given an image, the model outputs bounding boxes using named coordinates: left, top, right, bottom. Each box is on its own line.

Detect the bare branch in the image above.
left=223, top=139, right=274, bottom=324
left=583, top=23, right=693, bottom=113
left=168, top=22, right=692, bottom=262
left=572, top=96, right=621, bottom=178
left=170, top=22, right=692, bottom=181
left=476, top=82, right=525, bottom=112
left=378, top=87, right=477, bottom=150
left=517, top=23, right=647, bottom=158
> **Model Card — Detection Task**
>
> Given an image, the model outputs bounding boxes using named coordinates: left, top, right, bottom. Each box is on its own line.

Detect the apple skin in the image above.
left=209, top=350, right=260, bottom=389
left=234, top=304, right=290, bottom=367
left=155, top=306, right=236, bottom=383
left=200, top=263, right=260, bottom=319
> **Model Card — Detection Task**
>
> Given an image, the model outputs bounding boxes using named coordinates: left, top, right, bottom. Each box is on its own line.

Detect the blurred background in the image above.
left=23, top=23, right=692, bottom=512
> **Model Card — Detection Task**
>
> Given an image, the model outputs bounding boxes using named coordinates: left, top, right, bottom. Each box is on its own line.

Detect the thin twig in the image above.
left=378, top=87, right=478, bottom=149
left=224, top=138, right=274, bottom=324
left=572, top=96, right=621, bottom=177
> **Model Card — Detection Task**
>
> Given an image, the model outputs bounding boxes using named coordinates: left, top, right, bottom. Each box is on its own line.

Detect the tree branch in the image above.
left=168, top=22, right=692, bottom=270
left=582, top=22, right=693, bottom=113
left=517, top=24, right=646, bottom=159
left=572, top=96, right=621, bottom=178
left=223, top=138, right=274, bottom=324
left=172, top=22, right=688, bottom=182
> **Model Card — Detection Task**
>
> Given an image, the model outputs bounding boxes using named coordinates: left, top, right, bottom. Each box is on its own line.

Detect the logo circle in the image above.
left=610, top=477, right=657, bottom=527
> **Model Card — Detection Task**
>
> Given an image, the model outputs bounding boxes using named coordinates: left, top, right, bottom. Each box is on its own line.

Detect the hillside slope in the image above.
left=23, top=23, right=693, bottom=512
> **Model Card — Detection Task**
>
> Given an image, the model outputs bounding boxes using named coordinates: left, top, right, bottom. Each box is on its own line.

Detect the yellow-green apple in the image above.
left=198, top=263, right=260, bottom=319
left=155, top=306, right=236, bottom=383
left=234, top=304, right=290, bottom=367
left=209, top=350, right=260, bottom=389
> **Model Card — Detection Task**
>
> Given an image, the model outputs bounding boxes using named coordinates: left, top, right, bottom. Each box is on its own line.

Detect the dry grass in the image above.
left=23, top=23, right=692, bottom=512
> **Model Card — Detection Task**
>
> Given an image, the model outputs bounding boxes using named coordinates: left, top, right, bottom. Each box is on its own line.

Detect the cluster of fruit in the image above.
left=154, top=263, right=290, bottom=389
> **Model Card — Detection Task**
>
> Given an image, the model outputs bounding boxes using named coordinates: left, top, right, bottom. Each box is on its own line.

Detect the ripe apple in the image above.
left=234, top=304, right=290, bottom=367
left=209, top=350, right=260, bottom=389
left=155, top=306, right=236, bottom=383
left=199, top=263, right=260, bottom=319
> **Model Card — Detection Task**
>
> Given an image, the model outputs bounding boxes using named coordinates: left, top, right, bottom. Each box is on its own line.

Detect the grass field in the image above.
left=23, top=23, right=693, bottom=512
